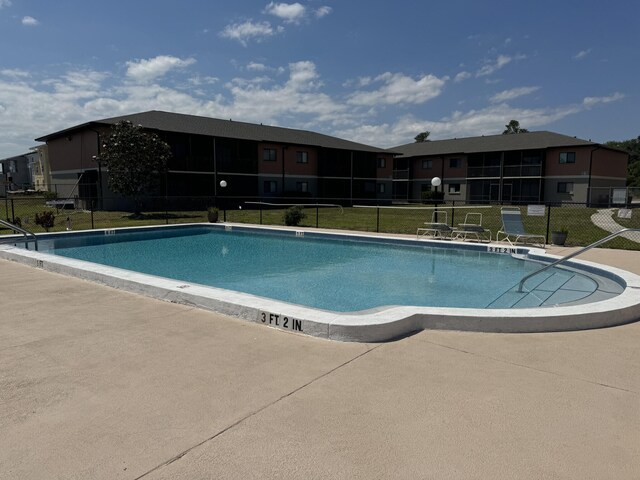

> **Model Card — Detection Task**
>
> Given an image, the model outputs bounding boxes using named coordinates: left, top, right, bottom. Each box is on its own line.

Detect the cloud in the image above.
left=490, top=86, right=540, bottom=103
left=573, top=49, right=591, bottom=60
left=0, top=0, right=11, bottom=8
left=264, top=2, right=306, bottom=24
left=125, top=55, right=196, bottom=83
left=476, top=55, right=512, bottom=77
left=0, top=68, right=30, bottom=78
left=582, top=92, right=624, bottom=107
left=348, top=72, right=446, bottom=106
left=454, top=71, right=471, bottom=83
left=0, top=56, right=628, bottom=157
left=21, top=16, right=39, bottom=26
left=219, top=20, right=282, bottom=46
left=246, top=62, right=268, bottom=71
left=315, top=6, right=332, bottom=18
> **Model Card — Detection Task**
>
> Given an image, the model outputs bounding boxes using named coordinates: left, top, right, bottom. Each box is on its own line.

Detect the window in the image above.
left=449, top=158, right=462, bottom=168
left=364, top=181, right=376, bottom=193
left=296, top=181, right=308, bottom=193
left=422, top=159, right=433, bottom=169
left=296, top=151, right=308, bottom=163
left=263, top=148, right=277, bottom=161
left=264, top=180, right=277, bottom=193
left=377, top=183, right=385, bottom=193
left=377, top=157, right=386, bottom=168
left=9, top=160, right=17, bottom=173
left=559, top=152, right=576, bottom=164
left=448, top=183, right=461, bottom=194
left=557, top=182, right=574, bottom=194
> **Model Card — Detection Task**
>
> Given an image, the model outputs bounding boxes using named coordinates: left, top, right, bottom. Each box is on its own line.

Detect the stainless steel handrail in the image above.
left=517, top=228, right=640, bottom=292
left=0, top=219, right=38, bottom=250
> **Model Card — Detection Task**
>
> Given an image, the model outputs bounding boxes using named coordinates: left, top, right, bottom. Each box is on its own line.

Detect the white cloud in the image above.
left=0, top=69, right=30, bottom=78
left=454, top=71, right=470, bottom=83
left=0, top=56, right=628, bottom=157
left=315, top=6, right=332, bottom=18
left=219, top=20, right=282, bottom=46
left=490, top=86, right=540, bottom=103
left=125, top=55, right=196, bottom=83
left=582, top=92, right=624, bottom=107
left=246, top=62, right=268, bottom=71
left=348, top=72, right=446, bottom=106
left=22, top=16, right=39, bottom=26
left=476, top=55, right=512, bottom=77
left=0, top=0, right=12, bottom=8
left=264, top=2, right=306, bottom=23
left=573, top=49, right=591, bottom=60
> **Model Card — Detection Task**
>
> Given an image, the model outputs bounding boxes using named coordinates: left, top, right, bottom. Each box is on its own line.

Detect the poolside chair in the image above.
left=496, top=207, right=545, bottom=247
left=452, top=212, right=492, bottom=242
left=417, top=210, right=452, bottom=239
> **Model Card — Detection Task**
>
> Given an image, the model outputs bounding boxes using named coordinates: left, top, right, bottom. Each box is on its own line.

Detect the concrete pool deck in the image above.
left=1, top=244, right=639, bottom=478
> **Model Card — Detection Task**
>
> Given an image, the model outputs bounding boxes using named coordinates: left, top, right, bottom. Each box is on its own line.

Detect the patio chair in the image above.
left=496, top=207, right=545, bottom=247
left=452, top=212, right=492, bottom=242
left=417, top=210, right=452, bottom=239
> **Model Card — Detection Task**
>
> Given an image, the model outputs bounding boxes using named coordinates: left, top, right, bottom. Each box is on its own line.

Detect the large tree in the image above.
left=414, top=131, right=431, bottom=143
left=606, top=135, right=640, bottom=187
left=502, top=120, right=529, bottom=134
left=97, top=121, right=171, bottom=215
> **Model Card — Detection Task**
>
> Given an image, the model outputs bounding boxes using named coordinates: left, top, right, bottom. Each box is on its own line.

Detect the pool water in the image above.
left=36, top=226, right=609, bottom=312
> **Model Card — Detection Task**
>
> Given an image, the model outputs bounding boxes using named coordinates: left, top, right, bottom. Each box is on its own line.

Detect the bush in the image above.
left=42, top=191, right=58, bottom=201
left=35, top=211, right=55, bottom=232
left=207, top=206, right=219, bottom=223
left=421, top=190, right=444, bottom=202
left=284, top=206, right=305, bottom=226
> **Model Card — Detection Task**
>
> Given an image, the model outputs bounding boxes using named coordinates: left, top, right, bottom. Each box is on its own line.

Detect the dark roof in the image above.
left=35, top=110, right=389, bottom=154
left=390, top=131, right=602, bottom=158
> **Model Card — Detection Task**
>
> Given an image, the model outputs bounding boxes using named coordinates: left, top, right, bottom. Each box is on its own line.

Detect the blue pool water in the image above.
left=36, top=226, right=604, bottom=312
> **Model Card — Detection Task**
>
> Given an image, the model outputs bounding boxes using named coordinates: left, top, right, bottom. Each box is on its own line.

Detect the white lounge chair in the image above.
left=452, top=212, right=492, bottom=242
left=417, top=211, right=452, bottom=239
left=496, top=207, right=545, bottom=246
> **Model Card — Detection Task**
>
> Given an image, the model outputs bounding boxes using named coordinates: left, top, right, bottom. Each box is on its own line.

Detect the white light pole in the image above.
left=219, top=180, right=227, bottom=221
left=431, top=177, right=442, bottom=222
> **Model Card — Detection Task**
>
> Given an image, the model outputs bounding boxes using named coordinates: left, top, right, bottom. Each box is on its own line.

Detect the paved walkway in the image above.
left=591, top=208, right=640, bottom=242
left=1, top=247, right=639, bottom=479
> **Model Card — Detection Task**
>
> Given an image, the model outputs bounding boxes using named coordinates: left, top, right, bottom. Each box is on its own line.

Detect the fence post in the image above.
left=91, top=201, right=95, bottom=230
left=260, top=203, right=263, bottom=225
left=11, top=198, right=15, bottom=223
left=376, top=206, right=380, bottom=232
left=546, top=204, right=551, bottom=243
left=451, top=200, right=455, bottom=227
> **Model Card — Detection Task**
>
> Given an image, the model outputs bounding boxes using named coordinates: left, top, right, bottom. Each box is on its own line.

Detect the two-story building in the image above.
left=390, top=132, right=628, bottom=205
left=34, top=110, right=395, bottom=209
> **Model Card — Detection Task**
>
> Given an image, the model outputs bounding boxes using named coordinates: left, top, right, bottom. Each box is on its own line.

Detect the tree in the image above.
left=502, top=120, right=529, bottom=134
left=97, top=121, right=171, bottom=215
left=414, top=131, right=431, bottom=143
left=606, top=135, right=640, bottom=187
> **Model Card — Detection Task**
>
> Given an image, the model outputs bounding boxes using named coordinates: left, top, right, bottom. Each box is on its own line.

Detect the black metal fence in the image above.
left=2, top=194, right=640, bottom=250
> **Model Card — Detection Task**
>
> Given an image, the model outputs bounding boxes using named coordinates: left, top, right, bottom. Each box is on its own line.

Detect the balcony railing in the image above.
left=392, top=169, right=409, bottom=180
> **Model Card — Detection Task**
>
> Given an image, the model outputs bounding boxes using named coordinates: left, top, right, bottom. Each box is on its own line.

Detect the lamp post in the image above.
left=431, top=176, right=442, bottom=223
left=219, top=180, right=227, bottom=221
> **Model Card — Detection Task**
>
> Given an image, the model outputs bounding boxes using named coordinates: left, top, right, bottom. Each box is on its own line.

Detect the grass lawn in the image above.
left=2, top=197, right=639, bottom=250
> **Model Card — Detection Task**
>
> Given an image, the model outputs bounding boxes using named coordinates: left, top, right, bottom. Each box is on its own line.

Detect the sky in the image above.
left=0, top=0, right=638, bottom=157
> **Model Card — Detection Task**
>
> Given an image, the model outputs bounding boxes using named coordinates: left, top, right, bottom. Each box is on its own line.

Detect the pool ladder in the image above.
left=517, top=228, right=640, bottom=292
left=0, top=219, right=38, bottom=251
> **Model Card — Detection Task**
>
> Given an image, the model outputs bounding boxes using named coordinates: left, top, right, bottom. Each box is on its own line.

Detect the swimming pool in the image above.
left=2, top=223, right=640, bottom=341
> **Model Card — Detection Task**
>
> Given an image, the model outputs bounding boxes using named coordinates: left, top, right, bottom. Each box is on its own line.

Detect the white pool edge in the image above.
left=2, top=224, right=640, bottom=342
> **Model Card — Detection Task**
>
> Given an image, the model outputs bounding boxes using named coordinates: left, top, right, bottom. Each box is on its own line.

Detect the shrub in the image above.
left=35, top=211, right=55, bottom=232
left=207, top=206, right=219, bottom=223
left=421, top=190, right=445, bottom=202
left=284, top=206, right=305, bottom=226
left=42, top=191, right=58, bottom=201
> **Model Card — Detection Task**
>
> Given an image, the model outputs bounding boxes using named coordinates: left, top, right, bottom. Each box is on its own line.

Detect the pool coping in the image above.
left=2, top=223, right=640, bottom=342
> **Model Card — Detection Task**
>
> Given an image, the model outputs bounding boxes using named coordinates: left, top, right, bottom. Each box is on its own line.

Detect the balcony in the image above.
left=393, top=169, right=409, bottom=180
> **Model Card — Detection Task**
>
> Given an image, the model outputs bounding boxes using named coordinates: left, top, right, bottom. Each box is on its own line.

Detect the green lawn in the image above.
left=2, top=197, right=639, bottom=250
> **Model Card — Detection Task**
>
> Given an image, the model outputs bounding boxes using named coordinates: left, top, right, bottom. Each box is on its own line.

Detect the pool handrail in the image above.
left=0, top=219, right=38, bottom=251
left=517, top=228, right=640, bottom=292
